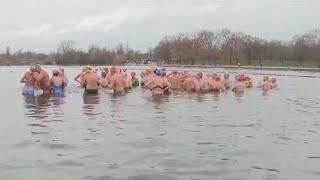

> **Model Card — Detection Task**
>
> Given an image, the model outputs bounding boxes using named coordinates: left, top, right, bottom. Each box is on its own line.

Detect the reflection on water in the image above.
left=82, top=94, right=102, bottom=119
left=2, top=67, right=320, bottom=180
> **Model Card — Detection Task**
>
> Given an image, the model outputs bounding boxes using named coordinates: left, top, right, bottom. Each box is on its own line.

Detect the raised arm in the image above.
left=74, top=73, right=82, bottom=83
left=33, top=71, right=43, bottom=82
left=20, top=73, right=27, bottom=83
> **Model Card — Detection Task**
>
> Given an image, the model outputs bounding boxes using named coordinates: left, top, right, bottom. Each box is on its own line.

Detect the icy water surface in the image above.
left=0, top=66, right=320, bottom=180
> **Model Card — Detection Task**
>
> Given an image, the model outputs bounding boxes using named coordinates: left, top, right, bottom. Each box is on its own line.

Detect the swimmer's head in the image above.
left=110, top=66, right=118, bottom=74
left=34, top=64, right=41, bottom=72
left=131, top=72, right=136, bottom=77
left=146, top=68, right=152, bottom=74
left=197, top=72, right=203, bottom=79
left=263, top=76, right=269, bottom=81
left=271, top=77, right=277, bottom=83
left=155, top=69, right=162, bottom=76
left=172, top=68, right=178, bottom=74
left=161, top=68, right=166, bottom=76
left=237, top=74, right=245, bottom=81
left=53, top=69, right=59, bottom=76
left=140, top=71, right=145, bottom=78
left=224, top=73, right=230, bottom=79
left=103, top=67, right=109, bottom=73
left=59, top=66, right=65, bottom=73
left=85, top=65, right=93, bottom=73
left=215, top=76, right=221, bottom=81
left=101, top=71, right=107, bottom=77
left=30, top=64, right=36, bottom=72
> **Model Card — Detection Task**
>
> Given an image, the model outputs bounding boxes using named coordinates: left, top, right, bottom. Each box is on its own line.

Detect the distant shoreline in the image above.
left=161, top=64, right=320, bottom=72
left=1, top=64, right=320, bottom=72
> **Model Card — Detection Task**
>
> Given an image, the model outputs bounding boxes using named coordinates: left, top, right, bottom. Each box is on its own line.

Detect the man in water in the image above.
left=244, top=76, right=253, bottom=88
left=183, top=72, right=202, bottom=92
left=145, top=69, right=171, bottom=96
left=210, top=74, right=225, bottom=92
left=232, top=75, right=246, bottom=93
left=167, top=69, right=181, bottom=90
left=123, top=73, right=133, bottom=91
left=51, top=69, right=66, bottom=95
left=81, top=66, right=100, bottom=94
left=100, top=71, right=110, bottom=88
left=262, top=76, right=272, bottom=90
left=59, top=66, right=68, bottom=86
left=199, top=73, right=212, bottom=92
left=109, top=66, right=126, bottom=94
left=270, top=77, right=278, bottom=89
left=32, top=64, right=51, bottom=95
left=131, top=72, right=139, bottom=87
left=141, top=69, right=153, bottom=87
left=21, top=65, right=35, bottom=95
left=223, top=73, right=232, bottom=90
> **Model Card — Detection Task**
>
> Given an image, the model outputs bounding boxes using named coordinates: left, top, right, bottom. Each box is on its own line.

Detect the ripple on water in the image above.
left=41, top=143, right=78, bottom=150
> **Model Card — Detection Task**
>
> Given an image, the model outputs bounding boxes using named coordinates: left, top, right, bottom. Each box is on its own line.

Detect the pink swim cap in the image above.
left=197, top=72, right=203, bottom=78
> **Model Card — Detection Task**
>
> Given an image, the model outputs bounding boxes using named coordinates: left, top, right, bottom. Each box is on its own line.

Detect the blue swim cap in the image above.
left=155, top=69, right=161, bottom=76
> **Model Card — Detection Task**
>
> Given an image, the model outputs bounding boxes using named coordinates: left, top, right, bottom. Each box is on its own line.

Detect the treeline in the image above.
left=1, top=28, right=320, bottom=66
left=54, top=40, right=149, bottom=65
left=153, top=29, right=320, bottom=66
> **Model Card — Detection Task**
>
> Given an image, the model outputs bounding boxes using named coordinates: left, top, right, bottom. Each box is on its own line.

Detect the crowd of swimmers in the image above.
left=20, top=64, right=278, bottom=97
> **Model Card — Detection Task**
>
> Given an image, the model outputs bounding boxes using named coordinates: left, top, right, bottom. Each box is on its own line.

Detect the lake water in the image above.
left=1, top=66, right=320, bottom=180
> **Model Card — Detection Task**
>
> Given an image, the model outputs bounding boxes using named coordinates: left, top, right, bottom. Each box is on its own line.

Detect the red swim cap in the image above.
left=197, top=72, right=203, bottom=78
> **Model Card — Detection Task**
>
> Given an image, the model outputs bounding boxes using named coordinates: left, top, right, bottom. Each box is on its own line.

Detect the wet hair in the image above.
left=35, top=64, right=41, bottom=70
left=30, top=65, right=36, bottom=72
left=101, top=71, right=107, bottom=77
left=53, top=70, right=59, bottom=76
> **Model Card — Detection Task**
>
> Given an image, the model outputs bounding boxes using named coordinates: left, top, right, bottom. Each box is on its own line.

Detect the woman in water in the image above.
left=51, top=69, right=67, bottom=95
left=131, top=72, right=139, bottom=87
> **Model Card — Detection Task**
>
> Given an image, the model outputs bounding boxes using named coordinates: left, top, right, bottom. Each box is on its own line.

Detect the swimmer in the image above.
left=81, top=65, right=100, bottom=94
left=109, top=66, right=126, bottom=94
left=244, top=76, right=253, bottom=88
left=167, top=68, right=181, bottom=90
left=232, top=75, right=246, bottom=93
left=199, top=73, right=212, bottom=92
left=131, top=72, right=139, bottom=87
left=51, top=69, right=66, bottom=95
left=123, top=73, right=133, bottom=90
left=223, top=73, right=232, bottom=89
left=74, top=67, right=86, bottom=84
left=100, top=71, right=110, bottom=88
left=21, top=65, right=35, bottom=95
left=210, top=74, right=225, bottom=92
left=262, top=76, right=272, bottom=90
left=183, top=72, right=202, bottom=92
left=145, top=69, right=171, bottom=96
left=59, top=66, right=68, bottom=86
left=32, top=64, right=51, bottom=95
left=141, top=68, right=154, bottom=87
left=161, top=68, right=171, bottom=94
left=270, top=77, right=278, bottom=89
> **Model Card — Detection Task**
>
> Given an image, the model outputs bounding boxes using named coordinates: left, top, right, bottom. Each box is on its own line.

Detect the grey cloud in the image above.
left=0, top=0, right=319, bottom=53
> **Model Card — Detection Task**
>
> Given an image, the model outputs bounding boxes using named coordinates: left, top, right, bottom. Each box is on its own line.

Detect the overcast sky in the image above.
left=0, top=0, right=319, bottom=53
